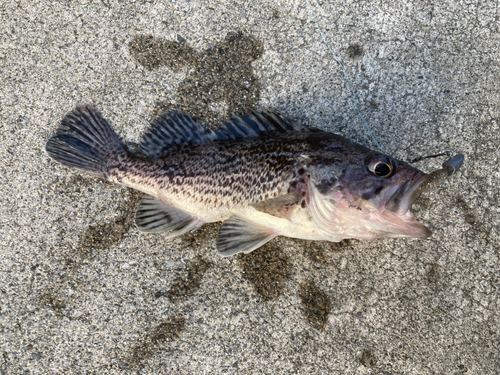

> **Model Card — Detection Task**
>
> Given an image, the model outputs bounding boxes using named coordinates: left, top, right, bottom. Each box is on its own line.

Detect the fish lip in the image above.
left=386, top=171, right=430, bottom=215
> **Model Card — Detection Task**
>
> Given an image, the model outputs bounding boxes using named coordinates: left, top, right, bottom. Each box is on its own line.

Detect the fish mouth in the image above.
left=386, top=153, right=465, bottom=216
left=378, top=171, right=432, bottom=238
left=386, top=172, right=430, bottom=215
left=381, top=154, right=465, bottom=237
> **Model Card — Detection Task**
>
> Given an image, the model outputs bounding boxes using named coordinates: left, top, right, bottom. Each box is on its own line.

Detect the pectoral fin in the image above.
left=251, top=193, right=302, bottom=220
left=135, top=195, right=204, bottom=237
left=217, top=216, right=277, bottom=257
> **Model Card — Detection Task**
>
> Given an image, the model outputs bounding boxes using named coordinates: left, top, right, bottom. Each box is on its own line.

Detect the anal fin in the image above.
left=217, top=216, right=277, bottom=257
left=135, top=195, right=204, bottom=237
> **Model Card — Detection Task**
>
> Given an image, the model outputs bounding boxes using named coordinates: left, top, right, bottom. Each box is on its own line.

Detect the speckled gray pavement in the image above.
left=1, top=1, right=499, bottom=374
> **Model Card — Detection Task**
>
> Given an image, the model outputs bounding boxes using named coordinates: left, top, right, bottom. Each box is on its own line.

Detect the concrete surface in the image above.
left=1, top=0, right=499, bottom=374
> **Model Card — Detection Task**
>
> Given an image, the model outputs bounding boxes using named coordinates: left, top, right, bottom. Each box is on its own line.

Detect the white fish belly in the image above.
left=227, top=206, right=342, bottom=242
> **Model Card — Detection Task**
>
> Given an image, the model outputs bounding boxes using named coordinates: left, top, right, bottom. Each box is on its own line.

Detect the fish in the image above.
left=45, top=104, right=464, bottom=256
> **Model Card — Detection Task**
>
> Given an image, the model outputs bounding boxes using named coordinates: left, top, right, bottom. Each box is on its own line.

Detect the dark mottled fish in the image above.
left=45, top=104, right=464, bottom=256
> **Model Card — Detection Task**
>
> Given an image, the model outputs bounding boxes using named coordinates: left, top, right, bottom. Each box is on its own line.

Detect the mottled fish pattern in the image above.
left=45, top=104, right=463, bottom=256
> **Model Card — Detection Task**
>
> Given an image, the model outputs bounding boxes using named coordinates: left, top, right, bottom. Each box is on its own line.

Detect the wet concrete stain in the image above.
left=180, top=221, right=221, bottom=249
left=299, top=239, right=350, bottom=264
left=454, top=195, right=490, bottom=243
left=55, top=174, right=97, bottom=201
left=160, top=256, right=212, bottom=302
left=41, top=183, right=142, bottom=313
left=426, top=263, right=440, bottom=284
left=299, top=279, right=332, bottom=330
left=40, top=288, right=66, bottom=314
left=149, top=316, right=186, bottom=343
left=237, top=242, right=292, bottom=301
left=359, top=348, right=377, bottom=367
left=73, top=188, right=142, bottom=263
left=124, top=315, right=186, bottom=368
left=347, top=44, right=364, bottom=59
left=296, top=239, right=329, bottom=263
left=49, top=173, right=142, bottom=265
left=129, top=31, right=264, bottom=127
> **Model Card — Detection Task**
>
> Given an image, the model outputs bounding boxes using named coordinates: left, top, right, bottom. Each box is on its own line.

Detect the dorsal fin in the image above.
left=139, top=109, right=314, bottom=158
left=139, top=111, right=213, bottom=158
left=214, top=109, right=313, bottom=141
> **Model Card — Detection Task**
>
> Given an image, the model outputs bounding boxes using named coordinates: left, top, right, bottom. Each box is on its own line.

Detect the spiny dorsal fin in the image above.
left=139, top=109, right=315, bottom=158
left=217, top=216, right=277, bottom=257
left=139, top=111, right=213, bottom=158
left=214, top=109, right=313, bottom=141
left=135, top=194, right=204, bottom=237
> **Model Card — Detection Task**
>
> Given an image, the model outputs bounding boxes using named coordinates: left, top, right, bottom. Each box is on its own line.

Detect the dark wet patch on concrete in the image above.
left=347, top=44, right=363, bottom=59
left=72, top=188, right=142, bottom=263
left=162, top=256, right=212, bottom=302
left=368, top=99, right=379, bottom=110
left=40, top=287, right=66, bottom=314
left=149, top=316, right=186, bottom=343
left=234, top=238, right=343, bottom=305
left=333, top=239, right=353, bottom=250
left=129, top=31, right=264, bottom=127
left=299, top=279, right=331, bottom=329
left=455, top=195, right=489, bottom=240
left=237, top=242, right=292, bottom=301
left=360, top=348, right=377, bottom=367
left=42, top=187, right=142, bottom=312
left=180, top=222, right=221, bottom=249
left=426, top=263, right=440, bottom=284
left=124, top=315, right=186, bottom=368
left=129, top=35, right=196, bottom=70
left=299, top=239, right=350, bottom=263
left=296, top=239, right=329, bottom=263
left=60, top=174, right=99, bottom=199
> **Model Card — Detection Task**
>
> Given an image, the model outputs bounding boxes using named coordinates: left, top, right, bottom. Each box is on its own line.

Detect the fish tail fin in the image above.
left=45, top=104, right=124, bottom=179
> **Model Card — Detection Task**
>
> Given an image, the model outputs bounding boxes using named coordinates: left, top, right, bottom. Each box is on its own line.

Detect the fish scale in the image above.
left=110, top=135, right=317, bottom=210
left=45, top=103, right=464, bottom=257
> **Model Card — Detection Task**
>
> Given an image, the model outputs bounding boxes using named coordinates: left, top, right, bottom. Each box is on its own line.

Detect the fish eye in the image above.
left=366, top=155, right=396, bottom=178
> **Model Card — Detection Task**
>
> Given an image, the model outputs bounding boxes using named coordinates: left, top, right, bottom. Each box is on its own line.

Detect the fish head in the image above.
left=308, top=149, right=432, bottom=241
